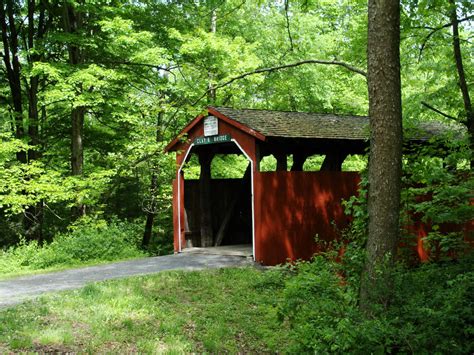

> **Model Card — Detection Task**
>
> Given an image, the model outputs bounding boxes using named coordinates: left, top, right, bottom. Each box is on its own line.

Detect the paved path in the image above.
left=0, top=253, right=254, bottom=308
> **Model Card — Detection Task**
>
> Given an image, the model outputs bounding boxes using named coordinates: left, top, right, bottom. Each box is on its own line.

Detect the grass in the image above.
left=0, top=267, right=290, bottom=353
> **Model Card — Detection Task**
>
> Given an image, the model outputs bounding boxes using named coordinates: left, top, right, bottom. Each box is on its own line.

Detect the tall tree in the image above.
left=0, top=0, right=56, bottom=240
left=360, top=0, right=402, bottom=310
left=63, top=1, right=86, bottom=217
left=448, top=0, right=473, bottom=168
left=0, top=0, right=25, bottom=163
left=142, top=109, right=163, bottom=248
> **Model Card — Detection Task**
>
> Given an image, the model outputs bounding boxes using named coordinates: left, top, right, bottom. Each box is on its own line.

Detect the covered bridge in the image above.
left=165, top=106, right=446, bottom=265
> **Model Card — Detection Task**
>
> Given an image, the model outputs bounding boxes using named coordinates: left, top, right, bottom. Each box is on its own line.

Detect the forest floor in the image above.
left=0, top=253, right=253, bottom=308
left=0, top=267, right=289, bottom=353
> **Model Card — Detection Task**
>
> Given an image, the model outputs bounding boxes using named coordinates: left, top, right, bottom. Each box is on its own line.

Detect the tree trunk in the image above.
left=25, top=67, right=43, bottom=241
left=448, top=0, right=473, bottom=168
left=23, top=0, right=51, bottom=242
left=63, top=2, right=86, bottom=218
left=360, top=0, right=402, bottom=312
left=70, top=106, right=86, bottom=216
left=207, top=7, right=217, bottom=103
left=142, top=171, right=157, bottom=248
left=142, top=111, right=164, bottom=248
left=0, top=0, right=26, bottom=163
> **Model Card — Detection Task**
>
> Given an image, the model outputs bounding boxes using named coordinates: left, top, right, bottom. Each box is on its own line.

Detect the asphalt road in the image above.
left=0, top=253, right=254, bottom=308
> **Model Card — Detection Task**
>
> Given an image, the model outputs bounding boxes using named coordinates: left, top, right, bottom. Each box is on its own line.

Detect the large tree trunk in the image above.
left=448, top=0, right=473, bottom=168
left=360, top=0, right=403, bottom=312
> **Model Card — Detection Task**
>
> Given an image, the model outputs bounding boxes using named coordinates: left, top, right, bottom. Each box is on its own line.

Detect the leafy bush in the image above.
left=0, top=218, right=146, bottom=275
left=343, top=134, right=473, bottom=262
left=277, top=253, right=474, bottom=353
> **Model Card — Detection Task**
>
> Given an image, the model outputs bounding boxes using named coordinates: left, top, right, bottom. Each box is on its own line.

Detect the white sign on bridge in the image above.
left=204, top=116, right=218, bottom=136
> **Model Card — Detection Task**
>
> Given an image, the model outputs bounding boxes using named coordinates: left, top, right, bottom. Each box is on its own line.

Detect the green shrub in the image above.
left=278, top=254, right=474, bottom=353
left=0, top=218, right=146, bottom=275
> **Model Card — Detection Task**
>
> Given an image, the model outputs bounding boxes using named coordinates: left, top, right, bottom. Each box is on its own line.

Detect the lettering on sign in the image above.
left=203, top=116, right=218, bottom=136
left=194, top=134, right=231, bottom=146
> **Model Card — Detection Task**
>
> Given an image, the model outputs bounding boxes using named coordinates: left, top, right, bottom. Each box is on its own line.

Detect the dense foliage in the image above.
left=277, top=252, right=474, bottom=353
left=0, top=218, right=147, bottom=278
left=1, top=0, right=471, bottom=255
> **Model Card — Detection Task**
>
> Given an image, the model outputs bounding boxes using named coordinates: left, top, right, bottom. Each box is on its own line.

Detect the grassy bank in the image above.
left=0, top=267, right=289, bottom=353
left=1, top=254, right=472, bottom=353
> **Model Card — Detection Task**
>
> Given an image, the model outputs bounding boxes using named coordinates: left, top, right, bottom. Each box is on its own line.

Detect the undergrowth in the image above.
left=0, top=218, right=149, bottom=278
left=278, top=251, right=474, bottom=354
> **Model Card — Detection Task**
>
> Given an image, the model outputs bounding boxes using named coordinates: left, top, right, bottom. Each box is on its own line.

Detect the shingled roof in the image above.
left=165, top=106, right=465, bottom=152
left=212, top=106, right=370, bottom=140
left=212, top=106, right=465, bottom=142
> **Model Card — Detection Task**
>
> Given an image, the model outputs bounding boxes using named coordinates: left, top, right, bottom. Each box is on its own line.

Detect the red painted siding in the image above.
left=254, top=171, right=360, bottom=265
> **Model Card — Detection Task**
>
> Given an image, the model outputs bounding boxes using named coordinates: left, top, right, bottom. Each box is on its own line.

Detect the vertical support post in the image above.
left=291, top=152, right=309, bottom=171
left=275, top=152, right=287, bottom=171
left=199, top=151, right=214, bottom=247
left=177, top=143, right=195, bottom=252
left=320, top=152, right=349, bottom=171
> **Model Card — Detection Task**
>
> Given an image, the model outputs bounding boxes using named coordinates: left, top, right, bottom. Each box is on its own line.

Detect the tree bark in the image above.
left=448, top=0, right=473, bottom=168
left=23, top=0, right=52, bottom=242
left=360, top=0, right=403, bottom=312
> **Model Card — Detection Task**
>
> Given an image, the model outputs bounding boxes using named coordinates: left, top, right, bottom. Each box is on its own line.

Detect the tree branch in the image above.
left=98, top=60, right=178, bottom=73
left=421, top=101, right=457, bottom=120
left=284, top=0, right=294, bottom=51
left=192, top=59, right=367, bottom=106
left=417, top=15, right=473, bottom=60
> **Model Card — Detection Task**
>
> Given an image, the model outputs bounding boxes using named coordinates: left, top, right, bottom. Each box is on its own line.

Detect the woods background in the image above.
left=0, top=0, right=472, bottom=254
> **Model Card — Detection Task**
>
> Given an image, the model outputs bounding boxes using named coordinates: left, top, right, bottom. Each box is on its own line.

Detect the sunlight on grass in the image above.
left=0, top=267, right=289, bottom=353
